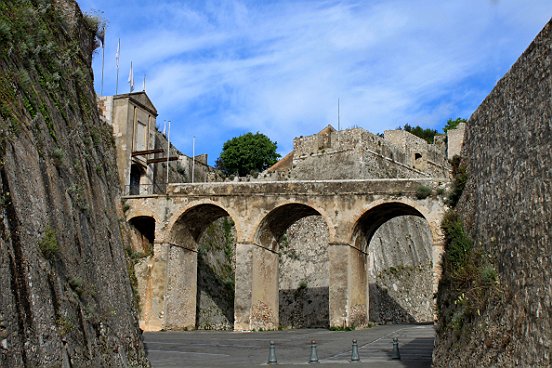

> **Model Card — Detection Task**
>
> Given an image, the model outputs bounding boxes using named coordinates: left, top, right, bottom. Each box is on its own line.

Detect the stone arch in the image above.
left=255, top=203, right=324, bottom=250
left=248, top=203, right=331, bottom=329
left=164, top=203, right=237, bottom=330
left=351, top=200, right=436, bottom=324
left=128, top=215, right=155, bottom=252
left=169, top=203, right=233, bottom=249
left=352, top=202, right=426, bottom=250
left=165, top=200, right=242, bottom=245
left=129, top=163, right=146, bottom=195
left=126, top=207, right=161, bottom=224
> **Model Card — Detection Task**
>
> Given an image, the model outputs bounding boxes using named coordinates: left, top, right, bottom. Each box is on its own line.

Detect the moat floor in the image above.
left=144, top=324, right=434, bottom=367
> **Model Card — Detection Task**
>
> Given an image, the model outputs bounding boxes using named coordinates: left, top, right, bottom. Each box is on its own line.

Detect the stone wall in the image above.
left=278, top=216, right=329, bottom=328
left=445, top=122, right=466, bottom=160
left=195, top=217, right=235, bottom=330
left=277, top=214, right=435, bottom=327
left=286, top=127, right=449, bottom=180
left=433, top=20, right=551, bottom=367
left=369, top=216, right=434, bottom=323
left=0, top=1, right=148, bottom=366
left=152, top=132, right=219, bottom=191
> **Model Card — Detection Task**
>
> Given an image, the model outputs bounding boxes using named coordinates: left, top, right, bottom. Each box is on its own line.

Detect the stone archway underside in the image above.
left=351, top=203, right=435, bottom=325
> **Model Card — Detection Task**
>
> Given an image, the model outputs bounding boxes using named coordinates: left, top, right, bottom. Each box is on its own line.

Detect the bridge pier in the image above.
left=164, top=243, right=197, bottom=330
left=234, top=243, right=279, bottom=331
left=141, top=242, right=169, bottom=331
left=328, top=243, right=368, bottom=328
left=139, top=242, right=197, bottom=331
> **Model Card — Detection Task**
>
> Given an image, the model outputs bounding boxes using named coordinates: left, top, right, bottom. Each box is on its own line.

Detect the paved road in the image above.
left=144, top=324, right=434, bottom=367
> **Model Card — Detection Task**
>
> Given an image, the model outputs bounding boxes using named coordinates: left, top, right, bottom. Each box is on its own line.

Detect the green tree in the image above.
left=400, top=124, right=438, bottom=144
left=443, top=118, right=467, bottom=133
left=216, top=132, right=280, bottom=176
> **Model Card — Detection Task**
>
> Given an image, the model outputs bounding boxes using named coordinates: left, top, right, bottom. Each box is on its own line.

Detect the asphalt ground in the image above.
left=144, top=324, right=434, bottom=367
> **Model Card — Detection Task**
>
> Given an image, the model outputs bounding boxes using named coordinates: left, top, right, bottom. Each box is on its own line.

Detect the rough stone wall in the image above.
left=276, top=214, right=434, bottom=327
left=278, top=216, right=329, bottom=328
left=0, top=1, right=148, bottom=366
left=433, top=20, right=551, bottom=367
left=286, top=127, right=449, bottom=181
left=152, top=133, right=219, bottom=190
left=368, top=216, right=434, bottom=323
left=195, top=217, right=235, bottom=330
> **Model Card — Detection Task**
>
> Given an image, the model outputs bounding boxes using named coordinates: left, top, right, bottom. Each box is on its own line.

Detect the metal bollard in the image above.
left=267, top=340, right=277, bottom=364
left=351, top=339, right=360, bottom=362
left=391, top=337, right=401, bottom=360
left=308, top=340, right=319, bottom=363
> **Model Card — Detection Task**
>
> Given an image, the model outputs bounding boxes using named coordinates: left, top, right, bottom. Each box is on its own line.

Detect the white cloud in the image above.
left=78, top=0, right=552, bottom=162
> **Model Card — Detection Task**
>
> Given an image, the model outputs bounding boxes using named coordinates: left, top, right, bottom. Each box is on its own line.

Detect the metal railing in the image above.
left=124, top=183, right=167, bottom=196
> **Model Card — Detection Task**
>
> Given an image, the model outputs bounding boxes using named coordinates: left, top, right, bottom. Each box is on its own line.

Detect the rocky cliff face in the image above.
left=0, top=1, right=148, bottom=366
left=433, top=20, right=551, bottom=367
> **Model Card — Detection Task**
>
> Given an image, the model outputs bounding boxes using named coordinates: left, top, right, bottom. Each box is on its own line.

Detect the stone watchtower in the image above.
left=98, top=92, right=159, bottom=194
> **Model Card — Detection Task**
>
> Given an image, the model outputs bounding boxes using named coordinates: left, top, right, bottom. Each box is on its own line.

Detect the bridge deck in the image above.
left=123, top=178, right=448, bottom=199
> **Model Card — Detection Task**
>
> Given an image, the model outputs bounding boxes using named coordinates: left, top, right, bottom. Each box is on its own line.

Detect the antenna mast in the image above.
left=338, top=98, right=340, bottom=130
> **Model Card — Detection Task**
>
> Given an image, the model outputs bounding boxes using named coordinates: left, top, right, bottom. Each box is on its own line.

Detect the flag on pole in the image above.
left=128, top=61, right=134, bottom=92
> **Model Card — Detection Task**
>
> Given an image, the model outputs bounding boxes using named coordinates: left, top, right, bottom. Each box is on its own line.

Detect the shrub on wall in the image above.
left=447, top=155, right=468, bottom=206
left=416, top=185, right=432, bottom=199
left=38, top=226, right=59, bottom=260
left=437, top=210, right=501, bottom=336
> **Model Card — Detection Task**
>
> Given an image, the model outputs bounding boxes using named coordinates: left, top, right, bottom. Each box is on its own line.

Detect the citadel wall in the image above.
left=433, top=19, right=551, bottom=368
left=262, top=124, right=459, bottom=182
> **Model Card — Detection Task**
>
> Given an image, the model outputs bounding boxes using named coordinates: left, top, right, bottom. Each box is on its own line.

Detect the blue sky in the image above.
left=77, top=0, right=551, bottom=164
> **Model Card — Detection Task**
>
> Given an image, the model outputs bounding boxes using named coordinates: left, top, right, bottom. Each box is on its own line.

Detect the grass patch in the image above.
left=39, top=226, right=59, bottom=260
left=415, top=185, right=432, bottom=199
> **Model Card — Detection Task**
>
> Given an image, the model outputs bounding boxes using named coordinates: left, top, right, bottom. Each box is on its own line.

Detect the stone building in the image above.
left=97, top=92, right=218, bottom=194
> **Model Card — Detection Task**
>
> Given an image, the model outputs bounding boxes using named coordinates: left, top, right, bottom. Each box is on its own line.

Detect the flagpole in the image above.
left=338, top=98, right=340, bottom=131
left=192, top=136, right=195, bottom=183
left=166, top=120, right=171, bottom=188
left=129, top=61, right=134, bottom=93
left=115, top=38, right=120, bottom=95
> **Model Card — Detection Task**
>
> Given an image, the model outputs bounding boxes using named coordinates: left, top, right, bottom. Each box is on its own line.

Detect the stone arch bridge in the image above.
left=124, top=178, right=447, bottom=331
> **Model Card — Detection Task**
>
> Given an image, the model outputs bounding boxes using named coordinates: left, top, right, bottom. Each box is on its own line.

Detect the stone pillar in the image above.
left=234, top=243, right=254, bottom=331
left=164, top=244, right=198, bottom=330
left=328, top=244, right=349, bottom=328
left=142, top=242, right=169, bottom=331
left=234, top=243, right=279, bottom=331
left=348, top=246, right=368, bottom=327
left=250, top=245, right=279, bottom=330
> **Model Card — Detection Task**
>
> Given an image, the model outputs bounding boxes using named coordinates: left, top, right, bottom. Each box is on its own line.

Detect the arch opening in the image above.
left=129, top=216, right=155, bottom=254
left=256, top=204, right=330, bottom=329
left=169, top=204, right=236, bottom=330
left=353, top=202, right=434, bottom=324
